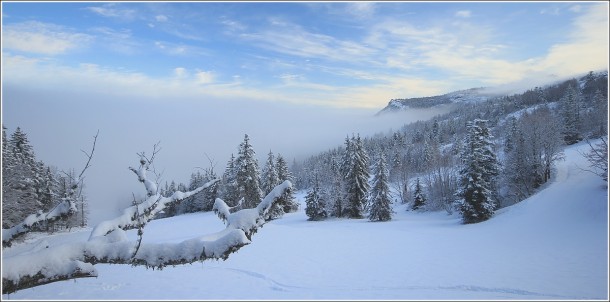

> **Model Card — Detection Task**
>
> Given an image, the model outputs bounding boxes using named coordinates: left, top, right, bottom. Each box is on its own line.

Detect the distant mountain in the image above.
left=376, top=87, right=500, bottom=115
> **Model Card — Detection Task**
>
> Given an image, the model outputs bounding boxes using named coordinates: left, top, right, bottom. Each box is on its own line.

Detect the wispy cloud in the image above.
left=221, top=18, right=247, bottom=32
left=238, top=20, right=375, bottom=63
left=85, top=3, right=137, bottom=20
left=90, top=27, right=141, bottom=55
left=3, top=21, right=93, bottom=55
left=154, top=41, right=208, bottom=56
left=346, top=2, right=376, bottom=19
left=540, top=6, right=561, bottom=15
left=533, top=3, right=608, bottom=77
left=455, top=10, right=472, bottom=18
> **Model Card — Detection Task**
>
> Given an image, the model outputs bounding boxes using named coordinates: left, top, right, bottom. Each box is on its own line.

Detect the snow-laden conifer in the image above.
left=368, top=154, right=393, bottom=221
left=456, top=119, right=499, bottom=224
left=305, top=173, right=327, bottom=221
left=235, top=134, right=263, bottom=209
left=412, top=178, right=426, bottom=211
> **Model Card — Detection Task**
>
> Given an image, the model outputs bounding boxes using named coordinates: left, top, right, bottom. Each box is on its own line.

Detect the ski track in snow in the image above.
left=202, top=265, right=594, bottom=300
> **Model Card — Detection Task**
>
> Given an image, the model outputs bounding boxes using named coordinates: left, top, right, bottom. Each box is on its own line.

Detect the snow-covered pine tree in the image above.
left=220, top=154, right=240, bottom=207
left=305, top=173, right=328, bottom=221
left=343, top=135, right=370, bottom=219
left=368, top=154, right=393, bottom=222
left=261, top=151, right=279, bottom=195
left=3, top=127, right=44, bottom=227
left=235, top=134, right=263, bottom=209
left=560, top=85, right=583, bottom=145
left=2, top=125, right=17, bottom=228
left=328, top=161, right=344, bottom=217
left=412, top=177, right=426, bottom=211
left=456, top=119, right=499, bottom=224
left=163, top=181, right=180, bottom=217
left=182, top=171, right=205, bottom=213
left=276, top=153, right=299, bottom=213
left=39, top=165, right=57, bottom=212
left=262, top=151, right=283, bottom=219
left=504, top=116, right=519, bottom=153
left=182, top=169, right=218, bottom=214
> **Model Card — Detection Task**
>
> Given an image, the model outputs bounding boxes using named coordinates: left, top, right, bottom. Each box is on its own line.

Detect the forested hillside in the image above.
left=293, top=70, right=608, bottom=222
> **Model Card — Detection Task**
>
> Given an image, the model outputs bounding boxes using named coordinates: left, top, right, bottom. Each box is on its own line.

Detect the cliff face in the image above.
left=376, top=87, right=496, bottom=115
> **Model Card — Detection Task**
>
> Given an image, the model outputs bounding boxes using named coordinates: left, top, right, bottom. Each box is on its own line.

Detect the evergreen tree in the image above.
left=560, top=85, right=583, bottom=145
left=262, top=151, right=283, bottom=220
left=2, top=125, right=17, bottom=227
left=305, top=173, right=327, bottom=221
left=343, top=135, right=370, bottom=219
left=221, top=154, right=240, bottom=207
left=261, top=151, right=279, bottom=195
left=182, top=169, right=218, bottom=213
left=3, top=127, right=43, bottom=227
left=183, top=171, right=204, bottom=213
left=235, top=134, right=262, bottom=209
left=39, top=165, right=57, bottom=211
left=368, top=154, right=393, bottom=222
left=504, top=116, right=518, bottom=153
left=329, top=164, right=344, bottom=218
left=276, top=153, right=299, bottom=213
left=456, top=119, right=499, bottom=224
left=412, top=178, right=426, bottom=211
left=163, top=181, right=179, bottom=217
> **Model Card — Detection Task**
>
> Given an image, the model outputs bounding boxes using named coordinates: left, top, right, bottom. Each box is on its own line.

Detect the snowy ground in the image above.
left=2, top=141, right=608, bottom=300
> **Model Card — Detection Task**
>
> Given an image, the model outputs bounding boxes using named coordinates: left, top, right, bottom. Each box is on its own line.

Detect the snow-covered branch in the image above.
left=2, top=131, right=98, bottom=247
left=214, top=180, right=292, bottom=239
left=3, top=149, right=293, bottom=295
left=128, top=143, right=161, bottom=197
left=89, top=180, right=219, bottom=239
left=2, top=200, right=76, bottom=247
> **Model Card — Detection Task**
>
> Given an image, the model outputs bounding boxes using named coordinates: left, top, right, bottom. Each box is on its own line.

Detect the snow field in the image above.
left=2, top=141, right=607, bottom=300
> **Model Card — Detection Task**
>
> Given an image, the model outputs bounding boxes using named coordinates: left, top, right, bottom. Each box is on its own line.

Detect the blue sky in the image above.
left=3, top=1, right=608, bottom=108
left=1, top=2, right=608, bottom=224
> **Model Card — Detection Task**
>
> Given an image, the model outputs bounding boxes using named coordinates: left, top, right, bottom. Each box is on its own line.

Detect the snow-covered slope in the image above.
left=377, top=87, right=497, bottom=115
left=2, top=141, right=607, bottom=300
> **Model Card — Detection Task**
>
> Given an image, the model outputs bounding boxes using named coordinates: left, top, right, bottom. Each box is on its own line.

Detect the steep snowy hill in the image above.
left=2, top=141, right=607, bottom=300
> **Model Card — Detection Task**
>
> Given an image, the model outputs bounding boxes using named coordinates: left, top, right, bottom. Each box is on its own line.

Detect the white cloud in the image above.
left=173, top=67, right=188, bottom=78
left=221, top=19, right=247, bottom=32
left=3, top=3, right=607, bottom=110
left=455, top=10, right=472, bottom=18
left=155, top=15, right=168, bottom=22
left=534, top=3, right=608, bottom=77
left=3, top=21, right=92, bottom=55
left=86, top=4, right=137, bottom=20
left=154, top=41, right=207, bottom=56
left=90, top=27, right=140, bottom=55
left=346, top=2, right=376, bottom=19
left=195, top=70, right=215, bottom=84
left=238, top=21, right=375, bottom=63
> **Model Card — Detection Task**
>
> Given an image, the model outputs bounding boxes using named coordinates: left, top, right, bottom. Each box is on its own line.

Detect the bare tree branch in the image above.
left=77, top=130, right=99, bottom=181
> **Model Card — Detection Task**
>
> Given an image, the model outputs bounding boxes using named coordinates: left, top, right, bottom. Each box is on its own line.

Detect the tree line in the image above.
left=154, top=134, right=299, bottom=221
left=298, top=70, right=608, bottom=224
